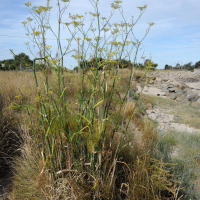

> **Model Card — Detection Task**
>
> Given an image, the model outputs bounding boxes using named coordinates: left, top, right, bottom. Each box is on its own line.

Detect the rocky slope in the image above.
left=145, top=70, right=200, bottom=107
left=137, top=70, right=200, bottom=133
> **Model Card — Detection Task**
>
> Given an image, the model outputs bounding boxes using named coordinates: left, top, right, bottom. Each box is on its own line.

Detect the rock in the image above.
left=196, top=98, right=200, bottom=103
left=157, top=84, right=164, bottom=89
left=161, top=87, right=169, bottom=92
left=191, top=96, right=199, bottom=103
left=182, top=88, right=192, bottom=94
left=186, top=82, right=200, bottom=90
left=186, top=92, right=198, bottom=102
left=149, top=79, right=154, bottom=84
left=169, top=93, right=177, bottom=100
left=176, top=96, right=184, bottom=102
left=169, top=88, right=176, bottom=93
left=160, top=76, right=169, bottom=82
left=156, top=77, right=162, bottom=82
left=169, top=78, right=186, bottom=89
left=167, top=84, right=174, bottom=88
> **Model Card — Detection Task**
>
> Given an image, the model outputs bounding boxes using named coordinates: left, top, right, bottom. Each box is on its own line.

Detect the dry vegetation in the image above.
left=0, top=70, right=188, bottom=199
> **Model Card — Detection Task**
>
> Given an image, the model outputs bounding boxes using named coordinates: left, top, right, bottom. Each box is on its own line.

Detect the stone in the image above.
left=196, top=98, right=200, bottom=103
left=169, top=93, right=177, bottom=100
left=186, top=93, right=198, bottom=101
left=176, top=96, right=184, bottom=102
left=157, top=86, right=163, bottom=90
left=156, top=77, right=162, bottom=82
left=182, top=88, right=192, bottom=94
left=190, top=96, right=199, bottom=103
left=186, top=82, right=200, bottom=90
left=149, top=79, right=154, bottom=84
left=160, top=76, right=169, bottom=82
left=169, top=88, right=176, bottom=93
left=161, top=87, right=168, bottom=92
left=167, top=84, right=174, bottom=88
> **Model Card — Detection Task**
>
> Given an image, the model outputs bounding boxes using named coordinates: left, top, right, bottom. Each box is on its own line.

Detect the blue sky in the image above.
left=0, top=0, right=200, bottom=69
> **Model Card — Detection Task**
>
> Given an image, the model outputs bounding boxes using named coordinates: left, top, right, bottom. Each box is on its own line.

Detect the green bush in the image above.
left=165, top=64, right=172, bottom=70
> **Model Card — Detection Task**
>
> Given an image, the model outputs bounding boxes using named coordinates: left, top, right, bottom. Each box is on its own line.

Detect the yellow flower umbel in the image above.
left=33, top=6, right=51, bottom=15
left=137, top=5, right=147, bottom=11
left=31, top=31, right=41, bottom=36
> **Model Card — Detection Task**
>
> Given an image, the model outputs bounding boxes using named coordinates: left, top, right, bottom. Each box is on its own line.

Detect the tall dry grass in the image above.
left=0, top=70, right=183, bottom=199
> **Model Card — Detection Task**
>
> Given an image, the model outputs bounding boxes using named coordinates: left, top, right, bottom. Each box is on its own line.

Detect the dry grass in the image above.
left=170, top=104, right=200, bottom=129
left=140, top=94, right=179, bottom=109
left=0, top=70, right=185, bottom=199
left=8, top=115, right=178, bottom=200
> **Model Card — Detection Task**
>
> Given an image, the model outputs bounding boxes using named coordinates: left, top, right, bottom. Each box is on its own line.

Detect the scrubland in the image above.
left=0, top=69, right=200, bottom=199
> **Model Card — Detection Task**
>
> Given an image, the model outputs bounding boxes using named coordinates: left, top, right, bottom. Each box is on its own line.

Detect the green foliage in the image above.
left=14, top=53, right=33, bottom=65
left=182, top=62, right=194, bottom=71
left=80, top=57, right=133, bottom=70
left=0, top=53, right=33, bottom=71
left=194, top=61, right=200, bottom=69
left=144, top=59, right=158, bottom=70
left=10, top=64, right=17, bottom=70
left=80, top=57, right=104, bottom=70
left=73, top=66, right=79, bottom=72
left=165, top=64, right=172, bottom=70
left=137, top=63, right=145, bottom=70
left=117, top=58, right=133, bottom=69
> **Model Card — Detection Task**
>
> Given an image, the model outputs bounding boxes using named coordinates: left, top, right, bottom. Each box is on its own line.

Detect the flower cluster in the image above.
left=61, top=0, right=70, bottom=2
left=84, top=38, right=92, bottom=42
left=94, top=36, right=103, bottom=41
left=137, top=5, right=147, bottom=11
left=107, top=41, right=123, bottom=46
left=27, top=17, right=33, bottom=22
left=31, top=31, right=41, bottom=36
left=102, top=28, right=110, bottom=32
left=69, top=14, right=83, bottom=20
left=21, top=21, right=27, bottom=26
left=114, top=1, right=122, bottom=4
left=23, top=2, right=31, bottom=7
left=111, top=2, right=121, bottom=9
left=33, top=6, right=51, bottom=15
left=66, top=38, right=73, bottom=41
left=89, top=12, right=99, bottom=17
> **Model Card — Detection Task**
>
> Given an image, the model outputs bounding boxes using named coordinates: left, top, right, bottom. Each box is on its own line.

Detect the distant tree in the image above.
left=137, top=63, right=145, bottom=70
left=182, top=62, right=194, bottom=71
left=144, top=59, right=158, bottom=70
left=80, top=57, right=104, bottom=70
left=73, top=66, right=79, bottom=72
left=165, top=64, right=172, bottom=70
left=117, top=59, right=133, bottom=69
left=194, top=61, right=200, bottom=69
left=14, top=52, right=33, bottom=66
left=10, top=64, right=17, bottom=70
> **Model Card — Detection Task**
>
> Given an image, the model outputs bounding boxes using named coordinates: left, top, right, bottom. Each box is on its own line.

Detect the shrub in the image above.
left=165, top=64, right=172, bottom=70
